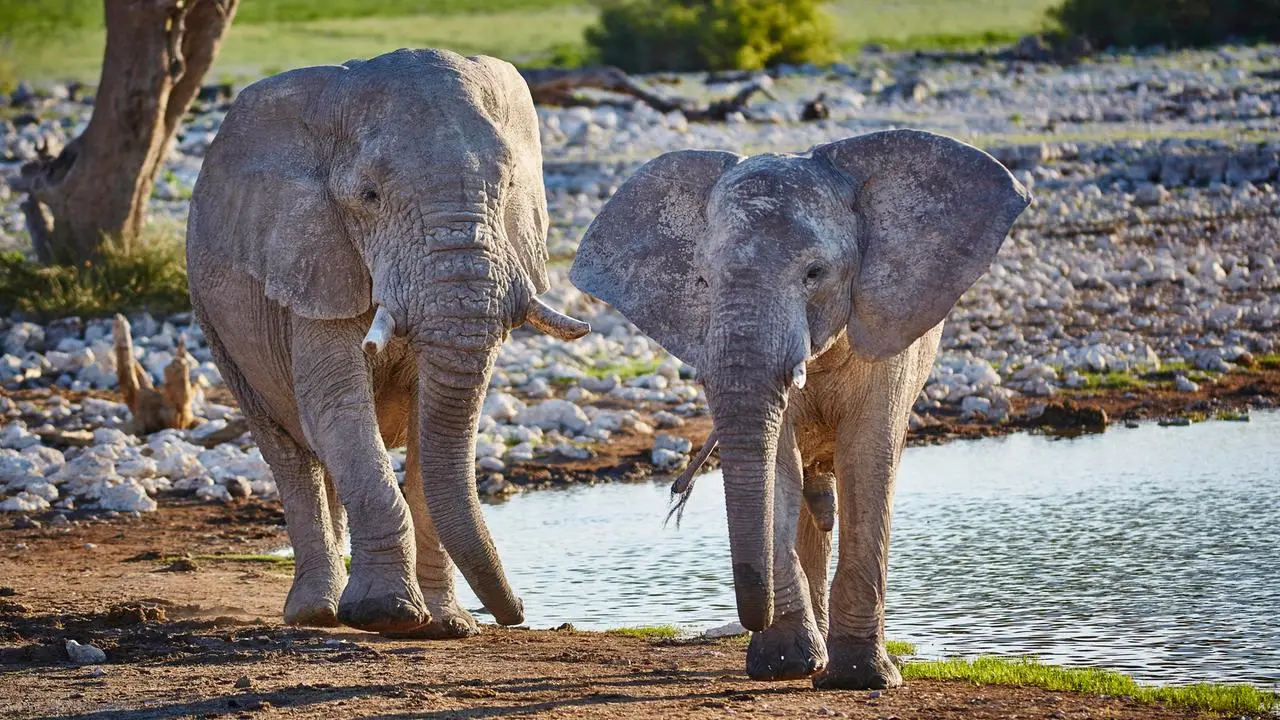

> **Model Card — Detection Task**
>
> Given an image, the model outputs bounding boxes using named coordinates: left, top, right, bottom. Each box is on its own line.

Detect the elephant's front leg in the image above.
left=814, top=378, right=912, bottom=690
left=388, top=401, right=480, bottom=639
left=292, top=319, right=429, bottom=634
left=746, top=420, right=828, bottom=680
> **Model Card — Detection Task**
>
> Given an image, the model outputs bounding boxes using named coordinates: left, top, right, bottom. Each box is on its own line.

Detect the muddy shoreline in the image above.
left=0, top=500, right=1226, bottom=719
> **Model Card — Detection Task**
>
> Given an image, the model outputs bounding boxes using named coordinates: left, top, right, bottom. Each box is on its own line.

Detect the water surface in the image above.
left=450, top=412, right=1279, bottom=686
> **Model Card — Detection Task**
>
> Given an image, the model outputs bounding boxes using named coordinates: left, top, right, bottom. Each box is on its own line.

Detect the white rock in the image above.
left=0, top=490, right=50, bottom=512
left=507, top=442, right=535, bottom=463
left=477, top=457, right=506, bottom=472
left=654, top=433, right=692, bottom=454
left=475, top=437, right=506, bottom=459
left=22, top=481, right=58, bottom=501
left=482, top=392, right=525, bottom=423
left=21, top=445, right=64, bottom=476
left=516, top=399, right=589, bottom=434
left=960, top=396, right=993, bottom=418
left=65, top=640, right=107, bottom=664
left=0, top=449, right=40, bottom=482
left=98, top=480, right=157, bottom=512
left=92, top=427, right=132, bottom=446
left=1, top=422, right=40, bottom=450
left=1175, top=375, right=1200, bottom=393
left=651, top=447, right=685, bottom=470
left=704, top=621, right=747, bottom=638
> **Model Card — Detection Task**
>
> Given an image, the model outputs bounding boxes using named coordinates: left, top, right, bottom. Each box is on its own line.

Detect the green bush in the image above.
left=586, top=0, right=837, bottom=73
left=0, top=223, right=190, bottom=318
left=1049, top=0, right=1280, bottom=48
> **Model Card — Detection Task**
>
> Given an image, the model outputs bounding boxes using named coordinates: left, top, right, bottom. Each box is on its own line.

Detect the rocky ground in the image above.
left=0, top=499, right=1227, bottom=719
left=0, top=45, right=1277, bottom=522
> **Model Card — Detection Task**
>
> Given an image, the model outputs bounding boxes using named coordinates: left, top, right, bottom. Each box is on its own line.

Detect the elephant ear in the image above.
left=192, top=65, right=371, bottom=320
left=475, top=56, right=550, bottom=294
left=570, top=150, right=742, bottom=366
left=814, top=130, right=1030, bottom=361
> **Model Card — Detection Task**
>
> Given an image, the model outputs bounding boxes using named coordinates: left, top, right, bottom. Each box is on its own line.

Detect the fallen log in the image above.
left=518, top=66, right=777, bottom=122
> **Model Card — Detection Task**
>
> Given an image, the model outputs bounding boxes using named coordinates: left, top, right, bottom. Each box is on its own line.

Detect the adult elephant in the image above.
left=187, top=49, right=588, bottom=637
left=570, top=130, right=1028, bottom=688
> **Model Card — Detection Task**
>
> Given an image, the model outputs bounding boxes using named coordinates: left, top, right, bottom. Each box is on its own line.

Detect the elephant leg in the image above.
left=386, top=401, right=480, bottom=639
left=324, top=470, right=348, bottom=553
left=292, top=319, right=428, bottom=634
left=251, top=417, right=346, bottom=627
left=814, top=366, right=913, bottom=690
left=797, top=496, right=833, bottom=638
left=746, top=420, right=827, bottom=680
left=194, top=312, right=344, bottom=627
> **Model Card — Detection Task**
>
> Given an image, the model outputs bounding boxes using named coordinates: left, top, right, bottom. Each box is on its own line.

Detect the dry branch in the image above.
left=114, top=314, right=194, bottom=435
left=519, top=66, right=777, bottom=122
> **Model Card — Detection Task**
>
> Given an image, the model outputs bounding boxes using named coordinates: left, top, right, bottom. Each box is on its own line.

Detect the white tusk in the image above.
left=363, top=306, right=395, bottom=356
left=791, top=362, right=807, bottom=389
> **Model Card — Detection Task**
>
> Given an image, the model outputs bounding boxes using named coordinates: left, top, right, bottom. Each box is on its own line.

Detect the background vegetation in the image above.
left=1051, top=0, right=1280, bottom=49
left=1, top=0, right=1061, bottom=83
left=587, top=0, right=836, bottom=73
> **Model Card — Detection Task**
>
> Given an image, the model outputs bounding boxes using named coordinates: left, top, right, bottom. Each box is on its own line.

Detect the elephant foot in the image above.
left=284, top=567, right=344, bottom=628
left=746, top=610, right=828, bottom=681
left=813, top=637, right=902, bottom=690
left=338, top=564, right=430, bottom=634
left=384, top=598, right=479, bottom=640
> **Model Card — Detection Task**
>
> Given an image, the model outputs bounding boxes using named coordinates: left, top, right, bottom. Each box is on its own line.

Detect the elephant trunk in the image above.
left=398, top=235, right=524, bottom=626
left=702, top=297, right=792, bottom=632
left=415, top=345, right=523, bottom=625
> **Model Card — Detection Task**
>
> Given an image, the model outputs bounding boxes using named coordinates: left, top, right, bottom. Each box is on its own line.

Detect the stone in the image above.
left=704, top=621, right=747, bottom=638
left=516, top=400, right=590, bottom=434
left=225, top=476, right=252, bottom=499
left=1175, top=375, right=1200, bottom=393
left=65, top=640, right=106, bottom=664
left=97, top=481, right=157, bottom=513
left=654, top=434, right=692, bottom=455
left=652, top=411, right=685, bottom=429
left=651, top=447, right=685, bottom=470
left=482, top=392, right=525, bottom=423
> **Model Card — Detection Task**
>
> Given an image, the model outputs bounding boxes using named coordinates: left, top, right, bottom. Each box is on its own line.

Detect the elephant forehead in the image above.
left=707, top=157, right=850, bottom=252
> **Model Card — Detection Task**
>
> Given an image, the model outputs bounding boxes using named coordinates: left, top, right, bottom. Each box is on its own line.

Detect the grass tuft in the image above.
left=903, top=656, right=1278, bottom=715
left=886, top=639, right=917, bottom=657
left=606, top=625, right=682, bottom=640
left=583, top=356, right=663, bottom=381
left=0, top=221, right=190, bottom=319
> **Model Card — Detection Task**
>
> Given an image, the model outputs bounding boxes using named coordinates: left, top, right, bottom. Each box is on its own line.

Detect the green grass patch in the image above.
left=1256, top=353, right=1280, bottom=370
left=886, top=639, right=917, bottom=657
left=583, top=356, right=663, bottom=381
left=0, top=221, right=190, bottom=319
left=606, top=625, right=681, bottom=640
left=191, top=552, right=296, bottom=566
left=828, top=0, right=1058, bottom=53
left=6, top=0, right=1065, bottom=83
left=903, top=656, right=1278, bottom=716
left=1072, top=370, right=1150, bottom=391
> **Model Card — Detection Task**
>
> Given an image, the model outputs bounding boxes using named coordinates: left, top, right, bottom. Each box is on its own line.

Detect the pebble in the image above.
left=65, top=639, right=106, bottom=664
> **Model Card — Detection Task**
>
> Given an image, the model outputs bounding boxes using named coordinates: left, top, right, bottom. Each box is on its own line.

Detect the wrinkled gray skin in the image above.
left=571, top=130, right=1028, bottom=688
left=187, top=49, right=587, bottom=637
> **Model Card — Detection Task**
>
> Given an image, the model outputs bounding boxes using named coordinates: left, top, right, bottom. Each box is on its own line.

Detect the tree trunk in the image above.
left=11, top=0, right=238, bottom=264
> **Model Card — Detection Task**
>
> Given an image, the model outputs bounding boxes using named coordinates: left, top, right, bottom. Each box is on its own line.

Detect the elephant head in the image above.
left=191, top=49, right=586, bottom=625
left=570, top=130, right=1028, bottom=630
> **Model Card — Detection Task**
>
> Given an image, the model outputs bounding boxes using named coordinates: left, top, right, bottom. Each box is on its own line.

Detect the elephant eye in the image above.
left=804, top=264, right=827, bottom=286
left=361, top=187, right=379, bottom=204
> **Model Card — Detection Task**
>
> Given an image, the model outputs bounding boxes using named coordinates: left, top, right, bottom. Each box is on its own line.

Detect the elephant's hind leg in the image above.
left=252, top=417, right=347, bottom=627
left=387, top=401, right=480, bottom=639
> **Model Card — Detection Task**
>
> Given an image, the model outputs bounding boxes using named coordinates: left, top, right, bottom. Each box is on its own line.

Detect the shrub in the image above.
left=0, top=222, right=190, bottom=318
left=1049, top=0, right=1280, bottom=49
left=586, top=0, right=837, bottom=73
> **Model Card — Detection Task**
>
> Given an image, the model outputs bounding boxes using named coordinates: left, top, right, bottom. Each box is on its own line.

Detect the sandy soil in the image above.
left=0, top=501, right=1225, bottom=719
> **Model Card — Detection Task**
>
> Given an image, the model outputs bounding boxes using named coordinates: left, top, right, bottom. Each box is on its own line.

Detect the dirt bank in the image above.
left=0, top=502, right=1223, bottom=719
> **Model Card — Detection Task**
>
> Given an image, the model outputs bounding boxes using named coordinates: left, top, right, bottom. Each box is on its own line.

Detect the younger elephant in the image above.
left=570, top=130, right=1028, bottom=688
left=188, top=49, right=587, bottom=636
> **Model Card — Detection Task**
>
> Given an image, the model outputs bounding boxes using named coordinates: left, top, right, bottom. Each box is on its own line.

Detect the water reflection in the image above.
left=451, top=412, right=1279, bottom=686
